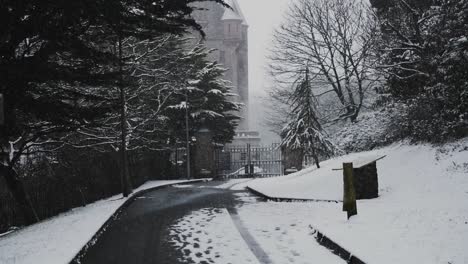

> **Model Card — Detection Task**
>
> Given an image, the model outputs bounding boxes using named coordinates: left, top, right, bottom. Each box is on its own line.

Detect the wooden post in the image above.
left=342, top=162, right=357, bottom=219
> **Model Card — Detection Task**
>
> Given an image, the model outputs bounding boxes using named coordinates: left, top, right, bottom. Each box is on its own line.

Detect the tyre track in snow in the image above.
left=226, top=206, right=274, bottom=264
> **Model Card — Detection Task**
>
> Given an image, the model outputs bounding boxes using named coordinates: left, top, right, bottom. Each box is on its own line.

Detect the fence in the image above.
left=0, top=149, right=176, bottom=233
left=216, top=143, right=283, bottom=178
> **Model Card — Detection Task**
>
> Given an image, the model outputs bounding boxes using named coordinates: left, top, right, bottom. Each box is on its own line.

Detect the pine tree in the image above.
left=165, top=46, right=241, bottom=145
left=0, top=0, right=228, bottom=224
left=281, top=68, right=338, bottom=168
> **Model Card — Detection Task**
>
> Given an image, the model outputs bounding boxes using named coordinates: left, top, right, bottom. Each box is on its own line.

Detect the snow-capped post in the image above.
left=343, top=162, right=357, bottom=219
left=0, top=93, right=4, bottom=126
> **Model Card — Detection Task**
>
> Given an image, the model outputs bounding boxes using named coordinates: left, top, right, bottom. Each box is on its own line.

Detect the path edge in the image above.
left=246, top=186, right=367, bottom=263
left=246, top=186, right=341, bottom=203
left=69, top=179, right=209, bottom=264
left=310, top=225, right=366, bottom=264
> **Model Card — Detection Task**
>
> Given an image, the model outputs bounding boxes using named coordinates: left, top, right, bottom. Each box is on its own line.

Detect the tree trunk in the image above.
left=118, top=32, right=132, bottom=197
left=314, top=155, right=320, bottom=168
left=311, top=147, right=320, bottom=168
left=0, top=164, right=39, bottom=225
left=185, top=90, right=191, bottom=180
left=119, top=138, right=132, bottom=197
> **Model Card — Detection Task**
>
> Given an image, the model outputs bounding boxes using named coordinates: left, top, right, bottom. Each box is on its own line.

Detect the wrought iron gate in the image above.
left=215, top=143, right=283, bottom=178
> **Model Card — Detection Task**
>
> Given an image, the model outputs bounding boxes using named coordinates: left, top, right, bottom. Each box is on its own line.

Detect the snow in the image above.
left=215, top=179, right=255, bottom=190
left=331, top=154, right=386, bottom=169
left=221, top=0, right=244, bottom=21
left=168, top=101, right=187, bottom=110
left=168, top=192, right=345, bottom=264
left=170, top=208, right=259, bottom=264
left=331, top=107, right=403, bottom=152
left=243, top=139, right=468, bottom=263
left=239, top=159, right=343, bottom=200
left=235, top=194, right=346, bottom=264
left=0, top=180, right=207, bottom=264
left=3, top=137, right=468, bottom=264
left=227, top=166, right=264, bottom=177
left=208, top=89, right=223, bottom=95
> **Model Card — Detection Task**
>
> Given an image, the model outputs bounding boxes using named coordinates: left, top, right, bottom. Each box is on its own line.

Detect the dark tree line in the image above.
left=0, top=0, right=238, bottom=226
left=371, top=0, right=468, bottom=141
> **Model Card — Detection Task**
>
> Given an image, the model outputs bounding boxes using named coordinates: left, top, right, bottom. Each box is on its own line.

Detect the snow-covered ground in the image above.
left=3, top=138, right=467, bottom=264
left=168, top=190, right=345, bottom=264
left=0, top=180, right=205, bottom=264
left=234, top=193, right=345, bottom=264
left=241, top=139, right=468, bottom=263
left=170, top=207, right=259, bottom=264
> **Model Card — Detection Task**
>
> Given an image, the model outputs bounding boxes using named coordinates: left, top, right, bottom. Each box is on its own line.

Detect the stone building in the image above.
left=192, top=0, right=261, bottom=146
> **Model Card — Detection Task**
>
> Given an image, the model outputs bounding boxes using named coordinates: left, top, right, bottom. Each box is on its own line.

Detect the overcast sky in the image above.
left=236, top=0, right=291, bottom=142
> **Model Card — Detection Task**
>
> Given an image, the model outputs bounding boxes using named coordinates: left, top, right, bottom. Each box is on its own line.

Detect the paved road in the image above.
left=75, top=181, right=259, bottom=264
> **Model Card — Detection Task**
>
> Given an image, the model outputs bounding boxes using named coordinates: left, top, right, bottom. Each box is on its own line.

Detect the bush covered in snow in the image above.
left=371, top=0, right=468, bottom=143
left=331, top=102, right=406, bottom=153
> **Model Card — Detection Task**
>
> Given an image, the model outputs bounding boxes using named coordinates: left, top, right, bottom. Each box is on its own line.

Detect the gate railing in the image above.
left=215, top=143, right=283, bottom=178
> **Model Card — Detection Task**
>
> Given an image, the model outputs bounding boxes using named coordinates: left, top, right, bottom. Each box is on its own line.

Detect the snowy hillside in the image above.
left=243, top=139, right=468, bottom=263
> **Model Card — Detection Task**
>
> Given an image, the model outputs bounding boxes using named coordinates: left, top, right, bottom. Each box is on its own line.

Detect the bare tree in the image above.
left=268, top=0, right=380, bottom=124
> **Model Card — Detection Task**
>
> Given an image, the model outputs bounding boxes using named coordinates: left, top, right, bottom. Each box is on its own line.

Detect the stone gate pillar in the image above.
left=193, top=127, right=215, bottom=179
left=281, top=146, right=304, bottom=175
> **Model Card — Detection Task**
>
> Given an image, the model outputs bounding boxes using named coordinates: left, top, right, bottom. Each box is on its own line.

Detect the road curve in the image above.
left=74, top=182, right=259, bottom=264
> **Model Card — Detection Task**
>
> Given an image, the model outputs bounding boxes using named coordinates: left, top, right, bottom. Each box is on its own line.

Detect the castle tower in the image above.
left=192, top=0, right=261, bottom=145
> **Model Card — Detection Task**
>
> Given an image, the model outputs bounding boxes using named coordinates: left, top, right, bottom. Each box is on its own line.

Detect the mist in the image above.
left=236, top=0, right=291, bottom=144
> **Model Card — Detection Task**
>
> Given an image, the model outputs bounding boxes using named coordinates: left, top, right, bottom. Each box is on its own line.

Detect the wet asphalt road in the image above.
left=75, top=181, right=251, bottom=264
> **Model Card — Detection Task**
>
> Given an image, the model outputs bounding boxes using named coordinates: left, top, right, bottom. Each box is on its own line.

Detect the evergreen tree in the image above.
left=74, top=38, right=238, bottom=149
left=165, top=46, right=241, bottom=146
left=371, top=0, right=468, bottom=141
left=281, top=68, right=338, bottom=168
left=0, top=0, right=228, bottom=224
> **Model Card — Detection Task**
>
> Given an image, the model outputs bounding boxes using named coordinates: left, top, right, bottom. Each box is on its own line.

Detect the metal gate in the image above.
left=215, top=143, right=283, bottom=178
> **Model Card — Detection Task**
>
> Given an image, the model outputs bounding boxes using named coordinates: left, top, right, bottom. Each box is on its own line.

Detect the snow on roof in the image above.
left=332, top=155, right=387, bottom=170
left=222, top=8, right=242, bottom=21
left=221, top=0, right=248, bottom=25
